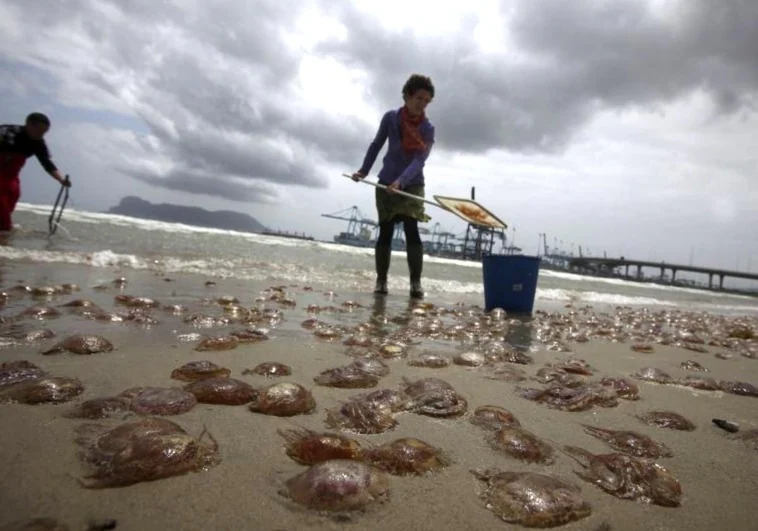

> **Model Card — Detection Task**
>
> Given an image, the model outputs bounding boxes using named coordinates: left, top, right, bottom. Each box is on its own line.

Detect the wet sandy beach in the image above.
left=1, top=262, right=757, bottom=531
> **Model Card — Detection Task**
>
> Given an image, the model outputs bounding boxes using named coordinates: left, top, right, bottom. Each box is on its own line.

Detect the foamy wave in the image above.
left=0, top=247, right=91, bottom=266
left=16, top=202, right=312, bottom=248
left=536, top=287, right=758, bottom=313
left=0, top=247, right=152, bottom=269
left=16, top=203, right=758, bottom=303
left=0, top=246, right=372, bottom=289
left=313, top=240, right=375, bottom=256
left=422, top=258, right=756, bottom=303
left=88, top=250, right=148, bottom=268
left=401, top=278, right=682, bottom=308
left=537, top=288, right=667, bottom=306
left=4, top=238, right=757, bottom=314
left=540, top=267, right=756, bottom=300
left=422, top=255, right=756, bottom=303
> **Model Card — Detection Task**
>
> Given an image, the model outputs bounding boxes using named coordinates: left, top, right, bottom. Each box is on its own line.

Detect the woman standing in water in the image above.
left=352, top=73, right=435, bottom=299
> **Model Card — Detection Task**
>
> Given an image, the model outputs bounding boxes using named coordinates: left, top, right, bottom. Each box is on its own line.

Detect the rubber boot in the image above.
left=406, top=243, right=424, bottom=299
left=374, top=245, right=391, bottom=294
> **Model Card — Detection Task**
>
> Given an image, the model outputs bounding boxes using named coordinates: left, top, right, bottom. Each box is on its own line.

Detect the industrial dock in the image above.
left=320, top=204, right=521, bottom=260
left=319, top=206, right=758, bottom=296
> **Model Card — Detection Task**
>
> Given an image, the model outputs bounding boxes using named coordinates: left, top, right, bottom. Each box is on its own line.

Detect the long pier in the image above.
left=562, top=256, right=758, bottom=290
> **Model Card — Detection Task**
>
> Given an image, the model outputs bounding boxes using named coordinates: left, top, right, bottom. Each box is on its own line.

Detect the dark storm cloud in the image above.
left=3, top=0, right=757, bottom=202
left=322, top=0, right=758, bottom=155
left=127, top=168, right=279, bottom=204
left=0, top=0, right=374, bottom=203
left=506, top=1, right=758, bottom=109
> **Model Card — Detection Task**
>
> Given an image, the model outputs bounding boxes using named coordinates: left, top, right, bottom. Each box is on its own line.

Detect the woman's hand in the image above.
left=351, top=171, right=366, bottom=182
left=386, top=180, right=401, bottom=194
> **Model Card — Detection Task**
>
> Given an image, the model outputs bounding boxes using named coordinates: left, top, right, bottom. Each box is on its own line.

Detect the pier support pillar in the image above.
left=708, top=273, right=713, bottom=289
left=719, top=275, right=725, bottom=289
left=636, top=265, right=642, bottom=279
left=671, top=269, right=677, bottom=282
left=625, top=265, right=630, bottom=277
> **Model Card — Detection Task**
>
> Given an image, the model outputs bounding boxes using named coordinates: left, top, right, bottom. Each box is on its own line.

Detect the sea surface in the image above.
left=3, top=202, right=758, bottom=317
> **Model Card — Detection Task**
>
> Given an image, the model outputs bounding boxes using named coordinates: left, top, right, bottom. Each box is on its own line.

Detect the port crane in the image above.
left=426, top=222, right=458, bottom=256
left=455, top=186, right=509, bottom=260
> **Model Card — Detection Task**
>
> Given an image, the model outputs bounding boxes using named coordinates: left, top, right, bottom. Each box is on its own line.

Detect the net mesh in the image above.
left=433, top=196, right=507, bottom=229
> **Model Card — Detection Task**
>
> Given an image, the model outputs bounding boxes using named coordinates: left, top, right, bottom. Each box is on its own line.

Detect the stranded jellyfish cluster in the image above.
left=1, top=280, right=758, bottom=529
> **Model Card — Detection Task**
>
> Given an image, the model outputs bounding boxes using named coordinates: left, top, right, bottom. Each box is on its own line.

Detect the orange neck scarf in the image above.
left=399, top=106, right=427, bottom=153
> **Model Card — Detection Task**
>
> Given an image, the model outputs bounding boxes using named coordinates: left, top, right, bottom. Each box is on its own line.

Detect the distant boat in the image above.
left=334, top=228, right=373, bottom=247
left=262, top=230, right=315, bottom=241
left=332, top=226, right=407, bottom=251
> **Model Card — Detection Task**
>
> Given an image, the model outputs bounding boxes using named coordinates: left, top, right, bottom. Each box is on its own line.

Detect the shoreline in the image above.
left=13, top=202, right=758, bottom=301
left=3, top=251, right=758, bottom=321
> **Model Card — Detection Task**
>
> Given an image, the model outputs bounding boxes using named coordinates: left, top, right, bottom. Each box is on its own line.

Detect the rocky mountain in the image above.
left=107, top=196, right=266, bottom=233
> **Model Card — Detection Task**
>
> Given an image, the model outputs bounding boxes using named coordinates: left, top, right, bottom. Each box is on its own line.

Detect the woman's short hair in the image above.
left=402, top=74, right=435, bottom=99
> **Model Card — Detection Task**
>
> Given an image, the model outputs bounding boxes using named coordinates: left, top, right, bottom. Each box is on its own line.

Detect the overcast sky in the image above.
left=1, top=0, right=757, bottom=271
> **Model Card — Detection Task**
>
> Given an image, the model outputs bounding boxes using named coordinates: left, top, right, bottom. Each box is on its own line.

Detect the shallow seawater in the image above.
left=4, top=203, right=758, bottom=319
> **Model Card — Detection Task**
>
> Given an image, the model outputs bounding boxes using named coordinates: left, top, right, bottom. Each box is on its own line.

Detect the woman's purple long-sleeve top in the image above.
left=358, top=108, right=435, bottom=189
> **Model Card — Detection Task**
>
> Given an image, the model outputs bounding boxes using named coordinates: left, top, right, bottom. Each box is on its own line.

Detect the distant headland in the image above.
left=106, top=196, right=266, bottom=233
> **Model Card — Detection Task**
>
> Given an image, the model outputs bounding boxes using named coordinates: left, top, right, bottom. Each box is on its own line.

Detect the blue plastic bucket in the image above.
left=482, top=255, right=541, bottom=314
